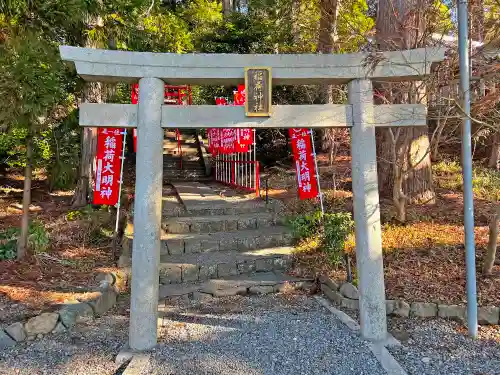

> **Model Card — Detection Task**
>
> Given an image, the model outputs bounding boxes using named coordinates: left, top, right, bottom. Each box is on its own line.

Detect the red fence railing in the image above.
left=214, top=156, right=260, bottom=197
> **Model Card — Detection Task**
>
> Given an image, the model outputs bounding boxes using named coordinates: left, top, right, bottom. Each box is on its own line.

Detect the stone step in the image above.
left=180, top=200, right=282, bottom=217
left=161, top=225, right=293, bottom=255
left=162, top=212, right=284, bottom=234
left=163, top=171, right=208, bottom=180
left=163, top=165, right=205, bottom=171
left=163, top=177, right=212, bottom=183
left=158, top=271, right=314, bottom=301
left=163, top=160, right=203, bottom=167
left=158, top=247, right=294, bottom=284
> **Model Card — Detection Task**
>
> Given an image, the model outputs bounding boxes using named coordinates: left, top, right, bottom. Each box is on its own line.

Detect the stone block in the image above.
left=255, top=258, right=274, bottom=272
left=217, top=263, right=238, bottom=277
left=182, top=265, right=200, bottom=282
left=224, top=219, right=238, bottom=232
left=262, top=234, right=280, bottom=248
left=166, top=241, right=184, bottom=255
left=52, top=322, right=67, bottom=334
left=184, top=239, right=202, bottom=253
left=478, top=306, right=500, bottom=325
left=199, top=264, right=217, bottom=281
left=59, top=302, right=94, bottom=329
left=5, top=322, right=26, bottom=342
left=321, top=284, right=343, bottom=305
left=256, top=216, right=274, bottom=228
left=295, top=281, right=315, bottom=292
left=192, top=221, right=224, bottom=233
left=438, top=305, right=467, bottom=321
left=392, top=300, right=411, bottom=317
left=249, top=286, right=274, bottom=295
left=95, top=272, right=116, bottom=286
left=237, top=260, right=256, bottom=274
left=0, top=330, right=15, bottom=349
left=237, top=237, right=251, bottom=251
left=410, top=302, right=437, bottom=318
left=24, top=312, right=59, bottom=335
left=89, top=286, right=118, bottom=315
left=341, top=296, right=359, bottom=310
left=339, top=282, right=359, bottom=300
left=272, top=257, right=292, bottom=271
left=319, top=275, right=340, bottom=291
left=219, top=236, right=238, bottom=251
left=167, top=222, right=190, bottom=234
left=200, top=239, right=220, bottom=252
left=159, top=266, right=182, bottom=284
left=281, top=231, right=294, bottom=244
left=192, top=292, right=213, bottom=302
left=385, top=300, right=396, bottom=315
left=237, top=218, right=256, bottom=230
left=212, top=286, right=248, bottom=297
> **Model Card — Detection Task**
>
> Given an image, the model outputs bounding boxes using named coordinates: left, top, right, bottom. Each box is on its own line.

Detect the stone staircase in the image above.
left=163, top=130, right=208, bottom=182
left=122, top=182, right=313, bottom=303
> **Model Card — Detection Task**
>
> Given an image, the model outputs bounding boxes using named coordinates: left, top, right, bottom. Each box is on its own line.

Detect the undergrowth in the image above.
left=433, top=160, right=500, bottom=202
left=287, top=211, right=354, bottom=266
left=0, top=220, right=49, bottom=260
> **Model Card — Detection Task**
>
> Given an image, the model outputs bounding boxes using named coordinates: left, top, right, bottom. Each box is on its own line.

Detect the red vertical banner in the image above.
left=131, top=84, right=139, bottom=153
left=289, top=128, right=319, bottom=200
left=233, top=84, right=246, bottom=105
left=215, top=97, right=228, bottom=105
left=237, top=128, right=253, bottom=145
left=209, top=128, right=221, bottom=155
left=94, top=128, right=124, bottom=206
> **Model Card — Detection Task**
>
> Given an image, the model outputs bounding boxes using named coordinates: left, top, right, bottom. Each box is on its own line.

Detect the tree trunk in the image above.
left=71, top=20, right=103, bottom=207
left=222, top=0, right=234, bottom=16
left=488, top=132, right=500, bottom=170
left=483, top=206, right=500, bottom=275
left=375, top=0, right=435, bottom=204
left=17, top=126, right=33, bottom=259
left=317, top=0, right=339, bottom=160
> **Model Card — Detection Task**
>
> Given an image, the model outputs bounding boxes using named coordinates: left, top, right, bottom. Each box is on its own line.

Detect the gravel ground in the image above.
left=150, top=294, right=386, bottom=375
left=0, top=313, right=128, bottom=375
left=388, top=317, right=500, bottom=375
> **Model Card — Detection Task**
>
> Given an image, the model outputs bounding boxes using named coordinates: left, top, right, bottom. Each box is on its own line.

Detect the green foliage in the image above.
left=288, top=211, right=322, bottom=240
left=322, top=212, right=355, bottom=265
left=28, top=220, right=50, bottom=253
left=288, top=211, right=354, bottom=266
left=0, top=228, right=19, bottom=260
left=433, top=160, right=500, bottom=202
left=336, top=0, right=375, bottom=52
left=0, top=221, right=50, bottom=259
left=472, top=168, right=500, bottom=202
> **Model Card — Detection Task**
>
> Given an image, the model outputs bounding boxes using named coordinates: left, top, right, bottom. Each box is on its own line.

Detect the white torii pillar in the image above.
left=128, top=77, right=165, bottom=350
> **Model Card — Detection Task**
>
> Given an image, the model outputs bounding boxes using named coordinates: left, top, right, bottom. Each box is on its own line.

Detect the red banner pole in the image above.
left=309, top=129, right=324, bottom=216
left=114, top=129, right=127, bottom=233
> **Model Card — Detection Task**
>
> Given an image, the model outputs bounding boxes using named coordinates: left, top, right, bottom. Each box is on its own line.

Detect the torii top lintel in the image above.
left=59, top=46, right=445, bottom=85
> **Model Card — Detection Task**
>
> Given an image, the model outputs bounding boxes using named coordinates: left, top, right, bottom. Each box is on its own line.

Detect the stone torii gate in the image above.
left=60, top=45, right=445, bottom=351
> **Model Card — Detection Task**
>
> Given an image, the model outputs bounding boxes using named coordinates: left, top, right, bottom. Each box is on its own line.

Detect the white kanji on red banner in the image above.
left=94, top=127, right=124, bottom=205
left=289, top=128, right=319, bottom=200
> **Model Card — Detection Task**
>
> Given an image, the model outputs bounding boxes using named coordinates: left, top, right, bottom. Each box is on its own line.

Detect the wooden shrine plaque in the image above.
left=244, top=67, right=272, bottom=117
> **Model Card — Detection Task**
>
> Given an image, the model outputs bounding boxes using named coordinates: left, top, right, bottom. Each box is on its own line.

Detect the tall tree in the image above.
left=0, top=30, right=68, bottom=258
left=375, top=0, right=438, bottom=221
left=317, top=0, right=340, bottom=164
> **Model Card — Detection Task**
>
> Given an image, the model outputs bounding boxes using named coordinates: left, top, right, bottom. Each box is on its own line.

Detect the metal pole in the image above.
left=458, top=0, right=478, bottom=338
left=114, top=128, right=128, bottom=235
left=309, top=129, right=325, bottom=216
left=253, top=129, right=257, bottom=192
